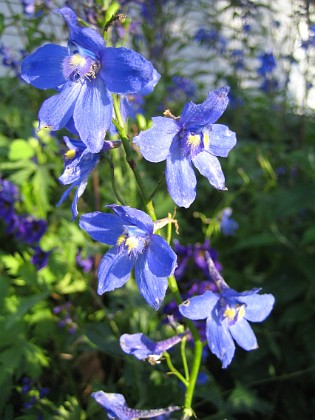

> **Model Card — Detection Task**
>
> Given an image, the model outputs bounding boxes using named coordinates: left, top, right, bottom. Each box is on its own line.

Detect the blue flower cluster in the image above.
left=20, top=6, right=275, bottom=417
left=0, top=178, right=50, bottom=269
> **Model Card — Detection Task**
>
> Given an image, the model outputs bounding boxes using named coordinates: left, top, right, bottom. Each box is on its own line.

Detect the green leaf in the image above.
left=8, top=139, right=35, bottom=161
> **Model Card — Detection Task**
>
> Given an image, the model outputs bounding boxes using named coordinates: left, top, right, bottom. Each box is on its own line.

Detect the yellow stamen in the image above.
left=237, top=305, right=245, bottom=320
left=203, top=131, right=210, bottom=149
left=65, top=149, right=76, bottom=160
left=224, top=307, right=236, bottom=320
left=125, top=237, right=139, bottom=253
left=70, top=53, right=86, bottom=68
left=117, top=235, right=126, bottom=246
left=187, top=134, right=201, bottom=148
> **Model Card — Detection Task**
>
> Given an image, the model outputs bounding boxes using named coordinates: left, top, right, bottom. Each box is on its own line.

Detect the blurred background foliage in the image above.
left=0, top=0, right=315, bottom=419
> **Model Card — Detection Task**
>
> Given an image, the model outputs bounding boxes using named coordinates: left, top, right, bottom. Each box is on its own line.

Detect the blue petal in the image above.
left=206, top=314, right=235, bottom=368
left=120, top=333, right=156, bottom=359
left=139, top=68, right=161, bottom=94
left=238, top=293, right=275, bottom=322
left=207, top=124, right=237, bottom=157
left=108, top=205, right=153, bottom=234
left=100, top=47, right=155, bottom=93
left=59, top=149, right=99, bottom=185
left=166, top=141, right=197, bottom=208
left=21, top=44, right=67, bottom=89
left=133, top=117, right=179, bottom=163
left=79, top=212, right=124, bottom=244
left=70, top=180, right=88, bottom=220
left=147, top=234, right=177, bottom=277
left=229, top=318, right=258, bottom=351
left=38, top=81, right=82, bottom=131
left=134, top=252, right=168, bottom=310
left=192, top=151, right=226, bottom=190
left=180, top=86, right=230, bottom=131
left=56, top=183, right=75, bottom=209
left=179, top=291, right=219, bottom=320
left=92, top=391, right=130, bottom=420
left=73, top=78, right=112, bottom=153
left=97, top=247, right=134, bottom=295
left=56, top=8, right=106, bottom=54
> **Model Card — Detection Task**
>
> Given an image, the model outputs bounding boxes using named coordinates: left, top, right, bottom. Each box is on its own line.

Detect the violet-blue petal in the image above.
left=79, top=212, right=124, bottom=245
left=92, top=391, right=180, bottom=419
left=238, top=293, right=275, bottom=322
left=59, top=150, right=98, bottom=185
left=207, top=124, right=237, bottom=157
left=179, top=291, right=219, bottom=320
left=38, top=81, right=82, bottom=131
left=100, top=47, right=155, bottom=94
left=180, top=86, right=230, bottom=129
left=108, top=205, right=153, bottom=234
left=133, top=117, right=178, bottom=163
left=146, top=234, right=177, bottom=277
left=56, top=184, right=75, bottom=209
left=21, top=44, right=67, bottom=89
left=135, top=252, right=168, bottom=310
left=165, top=142, right=197, bottom=208
left=192, top=151, right=226, bottom=190
left=229, top=318, right=258, bottom=351
left=57, top=7, right=106, bottom=54
left=73, top=79, right=112, bottom=153
left=92, top=391, right=130, bottom=420
left=139, top=68, right=161, bottom=94
left=97, top=247, right=134, bottom=295
left=70, top=180, right=88, bottom=219
left=120, top=333, right=156, bottom=360
left=206, top=315, right=235, bottom=368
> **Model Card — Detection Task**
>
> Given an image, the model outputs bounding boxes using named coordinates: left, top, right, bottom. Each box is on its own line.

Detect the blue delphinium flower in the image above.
left=92, top=391, right=180, bottom=419
left=21, top=7, right=160, bottom=153
left=79, top=205, right=177, bottom=310
left=134, top=86, right=236, bottom=208
left=56, top=136, right=115, bottom=219
left=179, top=259, right=275, bottom=368
left=120, top=332, right=185, bottom=363
left=220, top=207, right=239, bottom=236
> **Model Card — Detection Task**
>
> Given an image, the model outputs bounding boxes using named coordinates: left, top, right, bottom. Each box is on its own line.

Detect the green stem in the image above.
left=112, top=94, right=156, bottom=220
left=163, top=352, right=189, bottom=387
left=168, top=274, right=203, bottom=419
left=106, top=155, right=126, bottom=205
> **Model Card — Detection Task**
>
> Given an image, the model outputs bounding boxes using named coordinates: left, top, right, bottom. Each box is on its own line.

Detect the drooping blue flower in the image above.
left=179, top=283, right=275, bottom=368
left=120, top=332, right=185, bottom=363
left=56, top=136, right=116, bottom=219
left=92, top=391, right=180, bottom=419
left=79, top=205, right=177, bottom=310
left=134, top=86, right=237, bottom=207
left=21, top=7, right=160, bottom=153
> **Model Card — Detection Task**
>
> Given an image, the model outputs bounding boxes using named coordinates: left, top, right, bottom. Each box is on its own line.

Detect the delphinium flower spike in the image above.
left=79, top=205, right=177, bottom=310
left=134, top=86, right=236, bottom=208
left=179, top=254, right=275, bottom=368
left=92, top=391, right=180, bottom=419
left=21, top=7, right=160, bottom=153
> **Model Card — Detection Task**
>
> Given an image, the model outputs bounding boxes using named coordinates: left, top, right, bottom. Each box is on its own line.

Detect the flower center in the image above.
left=222, top=303, right=245, bottom=324
left=63, top=52, right=101, bottom=82
left=180, top=129, right=208, bottom=158
left=116, top=225, right=149, bottom=257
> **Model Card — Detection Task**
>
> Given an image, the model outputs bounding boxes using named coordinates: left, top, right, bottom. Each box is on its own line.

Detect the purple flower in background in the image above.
left=179, top=257, right=275, bottom=368
left=76, top=249, right=93, bottom=272
left=220, top=207, right=239, bottom=236
left=120, top=333, right=185, bottom=363
left=92, top=391, right=180, bottom=419
left=0, top=178, right=19, bottom=220
left=79, top=205, right=177, bottom=310
left=31, top=246, right=51, bottom=270
left=257, top=52, right=277, bottom=76
left=16, top=216, right=47, bottom=244
left=21, top=7, right=160, bottom=153
left=134, top=86, right=236, bottom=208
left=194, top=28, right=227, bottom=53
